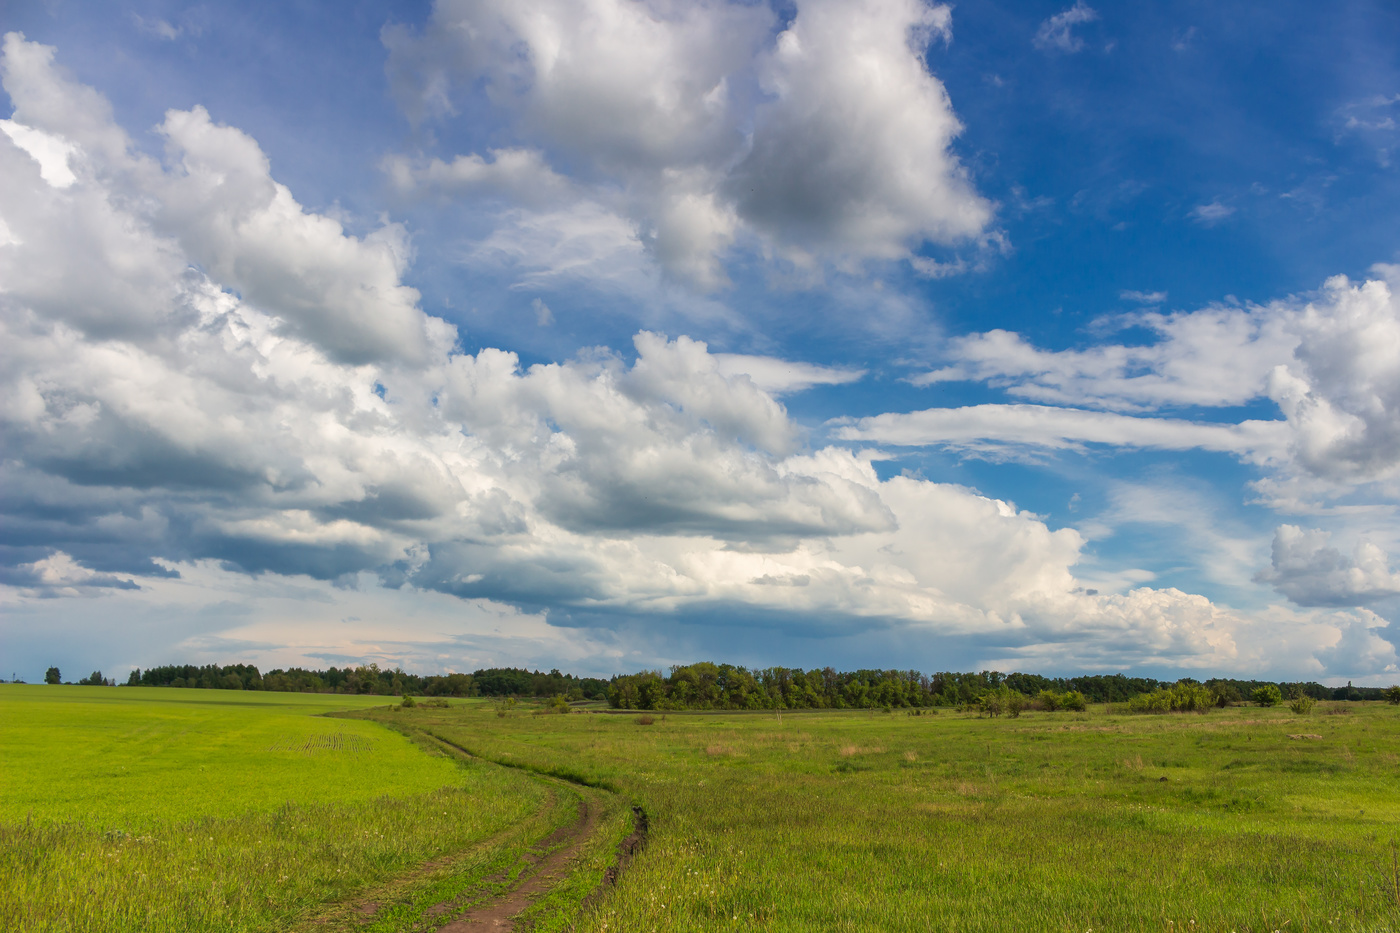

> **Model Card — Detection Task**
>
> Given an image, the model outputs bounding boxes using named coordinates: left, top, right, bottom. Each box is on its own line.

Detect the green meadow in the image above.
left=362, top=700, right=1400, bottom=933
left=0, top=686, right=582, bottom=933
left=4, top=685, right=1399, bottom=932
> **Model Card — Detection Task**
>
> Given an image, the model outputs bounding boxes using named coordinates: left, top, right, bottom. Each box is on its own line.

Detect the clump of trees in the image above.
left=1127, top=681, right=1219, bottom=713
left=1038, top=690, right=1087, bottom=712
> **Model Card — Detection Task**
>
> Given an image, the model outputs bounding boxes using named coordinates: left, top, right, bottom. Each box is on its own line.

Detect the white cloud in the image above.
left=711, top=354, right=864, bottom=395
left=532, top=297, right=554, bottom=327
left=1189, top=201, right=1235, bottom=225
left=914, top=307, right=1299, bottom=411
left=383, top=0, right=993, bottom=289
left=727, top=0, right=991, bottom=264
left=0, top=118, right=76, bottom=187
left=832, top=403, right=1289, bottom=463
left=1267, top=272, right=1400, bottom=484
left=3, top=32, right=1388, bottom=680
left=1120, top=289, right=1166, bottom=304
left=1258, top=524, right=1400, bottom=607
left=895, top=273, right=1400, bottom=502
left=1033, top=2, right=1098, bottom=54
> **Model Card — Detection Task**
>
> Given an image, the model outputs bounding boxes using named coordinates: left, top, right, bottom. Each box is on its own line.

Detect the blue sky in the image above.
left=2, top=0, right=1398, bottom=683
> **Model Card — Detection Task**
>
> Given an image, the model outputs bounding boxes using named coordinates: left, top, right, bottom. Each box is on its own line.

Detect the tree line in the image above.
left=38, top=660, right=1393, bottom=707
left=108, top=663, right=610, bottom=699
left=605, top=663, right=1393, bottom=710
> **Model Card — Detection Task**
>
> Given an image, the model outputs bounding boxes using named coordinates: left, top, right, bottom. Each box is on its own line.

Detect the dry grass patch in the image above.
left=838, top=744, right=886, bottom=757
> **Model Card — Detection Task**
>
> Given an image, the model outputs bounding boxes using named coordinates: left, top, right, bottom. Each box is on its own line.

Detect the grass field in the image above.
left=6, top=686, right=1399, bottom=932
left=360, top=700, right=1400, bottom=933
left=0, top=686, right=569, bottom=933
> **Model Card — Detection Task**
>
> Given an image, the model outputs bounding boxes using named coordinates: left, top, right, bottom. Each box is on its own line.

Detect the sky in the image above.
left=2, top=0, right=1399, bottom=684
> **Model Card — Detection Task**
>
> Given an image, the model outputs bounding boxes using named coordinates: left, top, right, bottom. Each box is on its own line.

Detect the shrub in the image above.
left=1288, top=690, right=1316, bottom=715
left=1252, top=685, right=1283, bottom=707
left=547, top=694, right=571, bottom=713
left=636, top=714, right=655, bottom=725
left=1006, top=692, right=1028, bottom=719
left=400, top=695, right=417, bottom=708
left=1037, top=690, right=1060, bottom=711
left=1386, top=685, right=1400, bottom=705
left=1060, top=691, right=1087, bottom=712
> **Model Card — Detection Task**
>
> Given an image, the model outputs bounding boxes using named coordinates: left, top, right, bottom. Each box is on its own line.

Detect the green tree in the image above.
left=1385, top=685, right=1400, bottom=705
left=1252, top=684, right=1283, bottom=707
left=45, top=666, right=60, bottom=685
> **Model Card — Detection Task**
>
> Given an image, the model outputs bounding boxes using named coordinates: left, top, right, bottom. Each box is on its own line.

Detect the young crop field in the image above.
left=4, top=686, right=1398, bottom=932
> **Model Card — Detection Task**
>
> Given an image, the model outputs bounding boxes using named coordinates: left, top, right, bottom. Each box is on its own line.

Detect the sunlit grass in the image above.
left=0, top=686, right=545, bottom=932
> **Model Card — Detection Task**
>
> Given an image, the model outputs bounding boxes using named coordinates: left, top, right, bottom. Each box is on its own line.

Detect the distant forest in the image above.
left=604, top=664, right=1387, bottom=710
left=45, top=660, right=1390, bottom=707
left=121, top=663, right=609, bottom=699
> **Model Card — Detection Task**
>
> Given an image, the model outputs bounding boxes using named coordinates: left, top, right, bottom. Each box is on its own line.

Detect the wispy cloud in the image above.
left=1189, top=201, right=1235, bottom=225
left=1034, top=2, right=1099, bottom=53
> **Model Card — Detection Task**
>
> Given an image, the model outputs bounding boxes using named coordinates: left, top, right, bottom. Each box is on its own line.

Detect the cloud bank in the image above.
left=3, top=32, right=1372, bottom=680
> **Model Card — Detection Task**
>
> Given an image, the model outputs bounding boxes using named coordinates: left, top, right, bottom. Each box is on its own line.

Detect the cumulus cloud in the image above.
left=1, top=33, right=1383, bottom=679
left=911, top=307, right=1299, bottom=411
left=1258, top=525, right=1400, bottom=607
left=383, top=0, right=993, bottom=288
left=897, top=273, right=1400, bottom=499
left=1033, top=2, right=1098, bottom=54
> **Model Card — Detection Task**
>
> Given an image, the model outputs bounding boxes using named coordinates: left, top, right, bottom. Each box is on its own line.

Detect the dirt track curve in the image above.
left=421, top=734, right=647, bottom=931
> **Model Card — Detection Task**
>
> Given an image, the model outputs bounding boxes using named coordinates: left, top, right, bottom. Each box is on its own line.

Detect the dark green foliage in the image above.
left=44, top=667, right=60, bottom=685
left=76, top=671, right=112, bottom=686
left=125, top=661, right=607, bottom=700
left=1386, top=685, right=1400, bottom=705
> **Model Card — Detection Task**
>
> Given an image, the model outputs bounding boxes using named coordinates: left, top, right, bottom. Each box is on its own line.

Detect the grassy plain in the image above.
left=7, top=686, right=1398, bottom=932
left=367, top=701, right=1400, bottom=933
left=0, top=686, right=564, bottom=933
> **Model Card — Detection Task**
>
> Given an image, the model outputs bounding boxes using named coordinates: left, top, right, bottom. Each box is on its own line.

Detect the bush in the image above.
left=1006, top=691, right=1028, bottom=719
left=1252, top=685, right=1283, bottom=707
left=1060, top=691, right=1087, bottom=712
left=1386, top=685, right=1400, bottom=705
left=1288, top=690, right=1316, bottom=715
left=399, top=695, right=416, bottom=708
left=1037, top=690, right=1060, bottom=711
